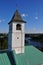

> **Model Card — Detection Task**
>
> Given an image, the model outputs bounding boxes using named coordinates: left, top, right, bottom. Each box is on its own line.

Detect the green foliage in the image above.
left=31, top=34, right=43, bottom=43
left=0, top=33, right=43, bottom=50
left=0, top=33, right=8, bottom=50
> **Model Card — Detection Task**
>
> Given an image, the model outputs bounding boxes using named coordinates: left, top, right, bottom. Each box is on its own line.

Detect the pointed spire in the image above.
left=8, top=9, right=26, bottom=24
left=12, top=9, right=22, bottom=21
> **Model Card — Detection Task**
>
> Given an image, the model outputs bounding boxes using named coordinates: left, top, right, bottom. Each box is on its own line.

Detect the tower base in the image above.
left=12, top=47, right=24, bottom=54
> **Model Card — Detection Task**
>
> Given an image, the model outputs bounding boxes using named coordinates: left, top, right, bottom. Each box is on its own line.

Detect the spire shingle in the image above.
left=8, top=10, right=26, bottom=24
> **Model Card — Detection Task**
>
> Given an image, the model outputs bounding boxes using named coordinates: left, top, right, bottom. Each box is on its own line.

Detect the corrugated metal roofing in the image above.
left=13, top=46, right=43, bottom=65
left=0, top=53, right=11, bottom=65
left=0, top=46, right=43, bottom=65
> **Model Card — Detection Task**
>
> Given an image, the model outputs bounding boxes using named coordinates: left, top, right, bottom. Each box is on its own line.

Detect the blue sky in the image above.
left=0, top=0, right=43, bottom=33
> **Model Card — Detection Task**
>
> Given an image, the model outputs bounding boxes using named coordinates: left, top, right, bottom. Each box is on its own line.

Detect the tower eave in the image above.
left=8, top=20, right=26, bottom=24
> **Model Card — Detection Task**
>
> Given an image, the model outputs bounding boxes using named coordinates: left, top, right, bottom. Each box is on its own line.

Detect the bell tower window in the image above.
left=16, top=24, right=21, bottom=30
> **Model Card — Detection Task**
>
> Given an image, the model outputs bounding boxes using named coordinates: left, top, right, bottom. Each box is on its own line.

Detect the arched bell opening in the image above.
left=16, top=24, right=21, bottom=30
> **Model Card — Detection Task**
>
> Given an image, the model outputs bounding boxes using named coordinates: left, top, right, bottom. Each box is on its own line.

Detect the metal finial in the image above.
left=16, top=4, right=18, bottom=10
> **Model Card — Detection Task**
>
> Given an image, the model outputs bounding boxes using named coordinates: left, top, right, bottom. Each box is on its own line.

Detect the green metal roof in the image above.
left=0, top=46, right=43, bottom=65
left=13, top=46, right=43, bottom=65
left=0, top=53, right=11, bottom=65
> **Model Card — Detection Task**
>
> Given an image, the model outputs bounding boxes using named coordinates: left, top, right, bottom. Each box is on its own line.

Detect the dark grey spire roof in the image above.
left=8, top=10, right=26, bottom=24
left=12, top=10, right=22, bottom=21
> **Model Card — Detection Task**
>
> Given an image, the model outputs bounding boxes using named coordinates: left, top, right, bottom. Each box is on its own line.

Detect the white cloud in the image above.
left=0, top=20, right=2, bottom=23
left=0, top=19, right=5, bottom=23
left=21, top=13, right=28, bottom=17
left=35, top=16, right=38, bottom=20
left=2, top=19, right=5, bottom=21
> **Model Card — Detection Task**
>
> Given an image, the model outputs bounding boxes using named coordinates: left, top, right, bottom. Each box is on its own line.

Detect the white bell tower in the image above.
left=8, top=10, right=26, bottom=54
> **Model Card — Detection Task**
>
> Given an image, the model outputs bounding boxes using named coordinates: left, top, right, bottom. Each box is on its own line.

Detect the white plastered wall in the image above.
left=8, top=22, right=25, bottom=54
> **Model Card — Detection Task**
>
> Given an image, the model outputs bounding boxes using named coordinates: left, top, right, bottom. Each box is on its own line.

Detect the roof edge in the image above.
left=8, top=20, right=26, bottom=24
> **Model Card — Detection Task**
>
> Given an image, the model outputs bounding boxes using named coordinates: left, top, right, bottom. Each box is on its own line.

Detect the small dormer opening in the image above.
left=16, top=24, right=21, bottom=30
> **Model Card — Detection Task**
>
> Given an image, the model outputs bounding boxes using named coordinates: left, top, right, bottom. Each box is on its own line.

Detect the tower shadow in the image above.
left=7, top=51, right=16, bottom=65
